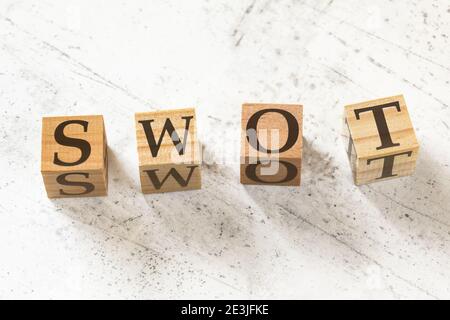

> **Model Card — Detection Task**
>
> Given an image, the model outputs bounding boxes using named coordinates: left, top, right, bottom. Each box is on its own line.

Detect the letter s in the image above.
left=56, top=172, right=95, bottom=196
left=53, top=120, right=91, bottom=166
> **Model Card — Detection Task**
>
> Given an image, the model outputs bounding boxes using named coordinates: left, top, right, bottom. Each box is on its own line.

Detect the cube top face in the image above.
left=41, top=115, right=106, bottom=174
left=241, top=103, right=303, bottom=162
left=344, top=95, right=419, bottom=159
left=135, top=108, right=200, bottom=167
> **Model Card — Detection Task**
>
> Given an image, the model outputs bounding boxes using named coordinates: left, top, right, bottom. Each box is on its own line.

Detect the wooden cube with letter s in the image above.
left=135, top=108, right=202, bottom=194
left=343, top=95, right=419, bottom=185
left=41, top=115, right=108, bottom=198
left=240, top=103, right=303, bottom=186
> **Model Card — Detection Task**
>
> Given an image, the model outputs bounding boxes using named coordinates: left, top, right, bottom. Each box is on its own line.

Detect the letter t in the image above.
left=354, top=101, right=401, bottom=150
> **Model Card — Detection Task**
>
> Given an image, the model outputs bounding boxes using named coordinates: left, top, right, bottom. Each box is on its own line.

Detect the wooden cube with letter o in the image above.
left=240, top=103, right=303, bottom=186
left=41, top=115, right=108, bottom=198
left=135, top=108, right=202, bottom=194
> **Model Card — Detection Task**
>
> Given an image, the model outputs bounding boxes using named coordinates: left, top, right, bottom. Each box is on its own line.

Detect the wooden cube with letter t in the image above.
left=240, top=103, right=303, bottom=186
left=41, top=115, right=108, bottom=198
left=135, top=108, right=201, bottom=194
left=343, top=95, right=419, bottom=185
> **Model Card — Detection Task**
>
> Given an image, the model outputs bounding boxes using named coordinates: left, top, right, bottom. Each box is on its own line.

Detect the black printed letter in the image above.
left=139, top=116, right=193, bottom=157
left=56, top=172, right=95, bottom=196
left=354, top=101, right=401, bottom=150
left=245, top=160, right=298, bottom=184
left=53, top=120, right=91, bottom=166
left=246, top=109, right=299, bottom=154
left=144, top=166, right=198, bottom=189
left=367, top=151, right=413, bottom=180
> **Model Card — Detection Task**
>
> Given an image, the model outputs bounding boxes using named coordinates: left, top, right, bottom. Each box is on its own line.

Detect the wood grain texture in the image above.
left=135, top=108, right=201, bottom=193
left=344, top=95, right=419, bottom=185
left=41, top=115, right=108, bottom=198
left=240, top=103, right=302, bottom=186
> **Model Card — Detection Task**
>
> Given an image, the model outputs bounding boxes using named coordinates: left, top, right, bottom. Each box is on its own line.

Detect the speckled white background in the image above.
left=0, top=0, right=449, bottom=299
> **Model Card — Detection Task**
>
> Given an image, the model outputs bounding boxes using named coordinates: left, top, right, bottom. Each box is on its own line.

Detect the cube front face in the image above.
left=41, top=115, right=108, bottom=198
left=139, top=164, right=201, bottom=194
left=240, top=103, right=303, bottom=186
left=344, top=95, right=419, bottom=185
left=135, top=108, right=201, bottom=194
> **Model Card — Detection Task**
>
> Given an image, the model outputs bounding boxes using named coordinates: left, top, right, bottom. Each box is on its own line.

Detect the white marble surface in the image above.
left=0, top=0, right=449, bottom=299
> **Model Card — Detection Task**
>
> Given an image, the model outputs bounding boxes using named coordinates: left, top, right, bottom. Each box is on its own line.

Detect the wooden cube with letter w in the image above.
left=135, top=108, right=202, bottom=193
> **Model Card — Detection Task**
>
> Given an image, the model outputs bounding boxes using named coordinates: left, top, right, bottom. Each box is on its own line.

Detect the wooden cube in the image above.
left=41, top=115, right=108, bottom=198
left=135, top=108, right=201, bottom=194
left=240, top=103, right=303, bottom=186
left=343, top=95, right=419, bottom=185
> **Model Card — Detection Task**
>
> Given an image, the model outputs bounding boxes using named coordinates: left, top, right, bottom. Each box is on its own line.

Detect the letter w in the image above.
left=144, top=166, right=198, bottom=189
left=139, top=116, right=193, bottom=157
